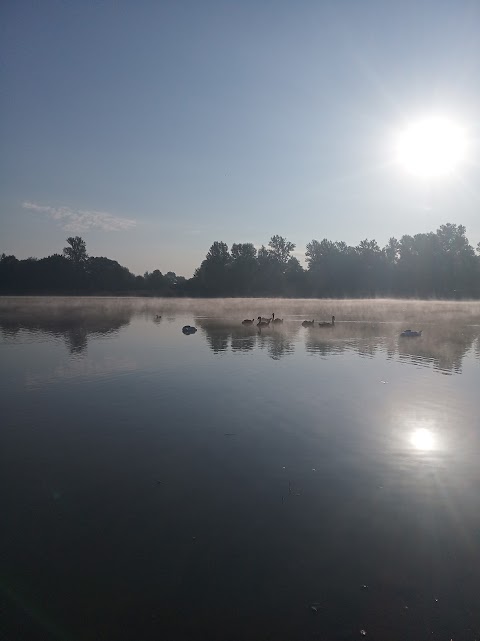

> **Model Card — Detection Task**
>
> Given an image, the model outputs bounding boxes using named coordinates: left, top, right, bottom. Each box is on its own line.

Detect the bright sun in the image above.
left=395, top=116, right=467, bottom=178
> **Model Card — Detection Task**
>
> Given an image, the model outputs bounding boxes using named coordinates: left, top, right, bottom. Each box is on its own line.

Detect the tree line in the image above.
left=1, top=224, right=480, bottom=298
left=0, top=237, right=185, bottom=296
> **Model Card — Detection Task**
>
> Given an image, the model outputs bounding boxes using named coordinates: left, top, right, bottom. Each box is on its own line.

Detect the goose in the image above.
left=272, top=313, right=283, bottom=325
left=302, top=319, right=314, bottom=327
left=318, top=315, right=335, bottom=327
left=242, top=318, right=255, bottom=325
left=400, top=329, right=422, bottom=337
left=182, top=325, right=197, bottom=334
left=257, top=316, right=271, bottom=327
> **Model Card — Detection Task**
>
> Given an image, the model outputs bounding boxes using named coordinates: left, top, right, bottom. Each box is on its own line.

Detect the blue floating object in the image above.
left=182, top=325, right=197, bottom=335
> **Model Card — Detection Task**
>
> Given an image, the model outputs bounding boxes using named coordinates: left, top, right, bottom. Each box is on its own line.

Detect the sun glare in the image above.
left=395, top=116, right=467, bottom=178
left=410, top=428, right=436, bottom=451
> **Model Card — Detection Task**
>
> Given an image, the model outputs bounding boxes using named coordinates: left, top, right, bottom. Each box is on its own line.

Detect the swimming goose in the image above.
left=302, top=319, right=314, bottom=327
left=242, top=318, right=255, bottom=325
left=257, top=316, right=271, bottom=327
left=272, top=313, right=283, bottom=324
left=318, top=315, right=335, bottom=327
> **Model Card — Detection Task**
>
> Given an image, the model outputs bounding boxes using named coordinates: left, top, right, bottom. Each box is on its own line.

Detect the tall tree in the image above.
left=306, top=239, right=337, bottom=296
left=384, top=237, right=400, bottom=266
left=268, top=235, right=295, bottom=265
left=253, top=237, right=295, bottom=295
left=144, top=269, right=167, bottom=291
left=230, top=243, right=257, bottom=295
left=195, top=241, right=231, bottom=295
left=435, top=224, right=477, bottom=296
left=436, top=223, right=470, bottom=255
left=284, top=256, right=307, bottom=295
left=88, top=257, right=136, bottom=292
left=354, top=239, right=384, bottom=295
left=63, top=236, right=88, bottom=265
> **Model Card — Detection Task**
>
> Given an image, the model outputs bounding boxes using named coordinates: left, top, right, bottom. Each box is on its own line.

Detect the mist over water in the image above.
left=1, top=297, right=479, bottom=640
left=2, top=296, right=479, bottom=372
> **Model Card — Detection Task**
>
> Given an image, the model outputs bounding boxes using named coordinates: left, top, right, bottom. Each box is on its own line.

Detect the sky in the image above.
left=1, top=0, right=479, bottom=277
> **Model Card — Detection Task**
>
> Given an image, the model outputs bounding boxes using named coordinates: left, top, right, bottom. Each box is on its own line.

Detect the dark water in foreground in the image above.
left=1, top=297, right=479, bottom=641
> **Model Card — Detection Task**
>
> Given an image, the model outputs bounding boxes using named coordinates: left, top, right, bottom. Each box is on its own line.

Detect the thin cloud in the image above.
left=22, top=201, right=136, bottom=232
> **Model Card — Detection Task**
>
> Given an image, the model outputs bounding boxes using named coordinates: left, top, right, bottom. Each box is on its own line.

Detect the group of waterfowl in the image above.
left=176, top=313, right=421, bottom=338
left=302, top=315, right=335, bottom=328
left=240, top=314, right=422, bottom=337
left=241, top=314, right=336, bottom=328
left=242, top=313, right=286, bottom=327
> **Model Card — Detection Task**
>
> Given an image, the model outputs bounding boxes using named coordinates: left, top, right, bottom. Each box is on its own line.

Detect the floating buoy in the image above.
left=400, top=329, right=422, bottom=337
left=182, top=325, right=197, bottom=335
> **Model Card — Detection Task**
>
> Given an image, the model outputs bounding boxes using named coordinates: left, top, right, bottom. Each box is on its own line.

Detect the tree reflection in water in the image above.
left=195, top=318, right=297, bottom=360
left=0, top=305, right=133, bottom=354
left=1, top=298, right=479, bottom=373
left=197, top=318, right=479, bottom=374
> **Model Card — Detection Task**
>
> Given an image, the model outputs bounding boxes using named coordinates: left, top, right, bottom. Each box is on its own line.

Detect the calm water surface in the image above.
left=1, top=297, right=479, bottom=641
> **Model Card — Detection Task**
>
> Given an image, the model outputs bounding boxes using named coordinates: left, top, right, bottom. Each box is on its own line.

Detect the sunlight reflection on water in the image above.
left=409, top=427, right=437, bottom=451
left=1, top=298, right=480, bottom=641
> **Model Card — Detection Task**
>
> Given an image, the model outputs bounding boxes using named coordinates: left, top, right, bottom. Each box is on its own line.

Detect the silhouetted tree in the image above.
left=435, top=224, right=477, bottom=297
left=194, top=241, right=231, bottom=295
left=253, top=236, right=296, bottom=295
left=165, top=271, right=178, bottom=285
left=63, top=236, right=88, bottom=265
left=268, top=235, right=295, bottom=265
left=2, top=223, right=479, bottom=298
left=384, top=237, right=400, bottom=266
left=37, top=254, right=77, bottom=291
left=87, top=257, right=136, bottom=292
left=306, top=239, right=358, bottom=296
left=0, top=254, right=19, bottom=292
left=144, top=269, right=168, bottom=292
left=284, top=256, right=307, bottom=296
left=354, top=239, right=383, bottom=295
left=230, top=243, right=257, bottom=295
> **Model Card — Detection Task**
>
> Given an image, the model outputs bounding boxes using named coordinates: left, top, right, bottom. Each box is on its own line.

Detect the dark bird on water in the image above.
left=318, top=315, right=335, bottom=327
left=257, top=316, right=271, bottom=327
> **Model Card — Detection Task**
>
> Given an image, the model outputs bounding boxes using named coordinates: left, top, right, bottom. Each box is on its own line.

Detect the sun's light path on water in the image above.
left=395, top=116, right=467, bottom=178
left=410, top=427, right=436, bottom=451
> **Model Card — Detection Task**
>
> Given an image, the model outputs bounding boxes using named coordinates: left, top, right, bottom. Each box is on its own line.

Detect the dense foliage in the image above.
left=0, top=237, right=185, bottom=296
left=1, top=225, right=480, bottom=298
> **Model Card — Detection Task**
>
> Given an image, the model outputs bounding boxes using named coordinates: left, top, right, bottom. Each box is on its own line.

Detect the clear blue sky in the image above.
left=1, top=0, right=479, bottom=277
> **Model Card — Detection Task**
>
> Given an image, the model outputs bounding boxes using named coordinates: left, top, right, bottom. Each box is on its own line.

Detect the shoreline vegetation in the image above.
left=1, top=223, right=480, bottom=299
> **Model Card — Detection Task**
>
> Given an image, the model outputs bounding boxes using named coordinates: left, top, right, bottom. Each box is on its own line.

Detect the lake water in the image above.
left=1, top=297, right=479, bottom=641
